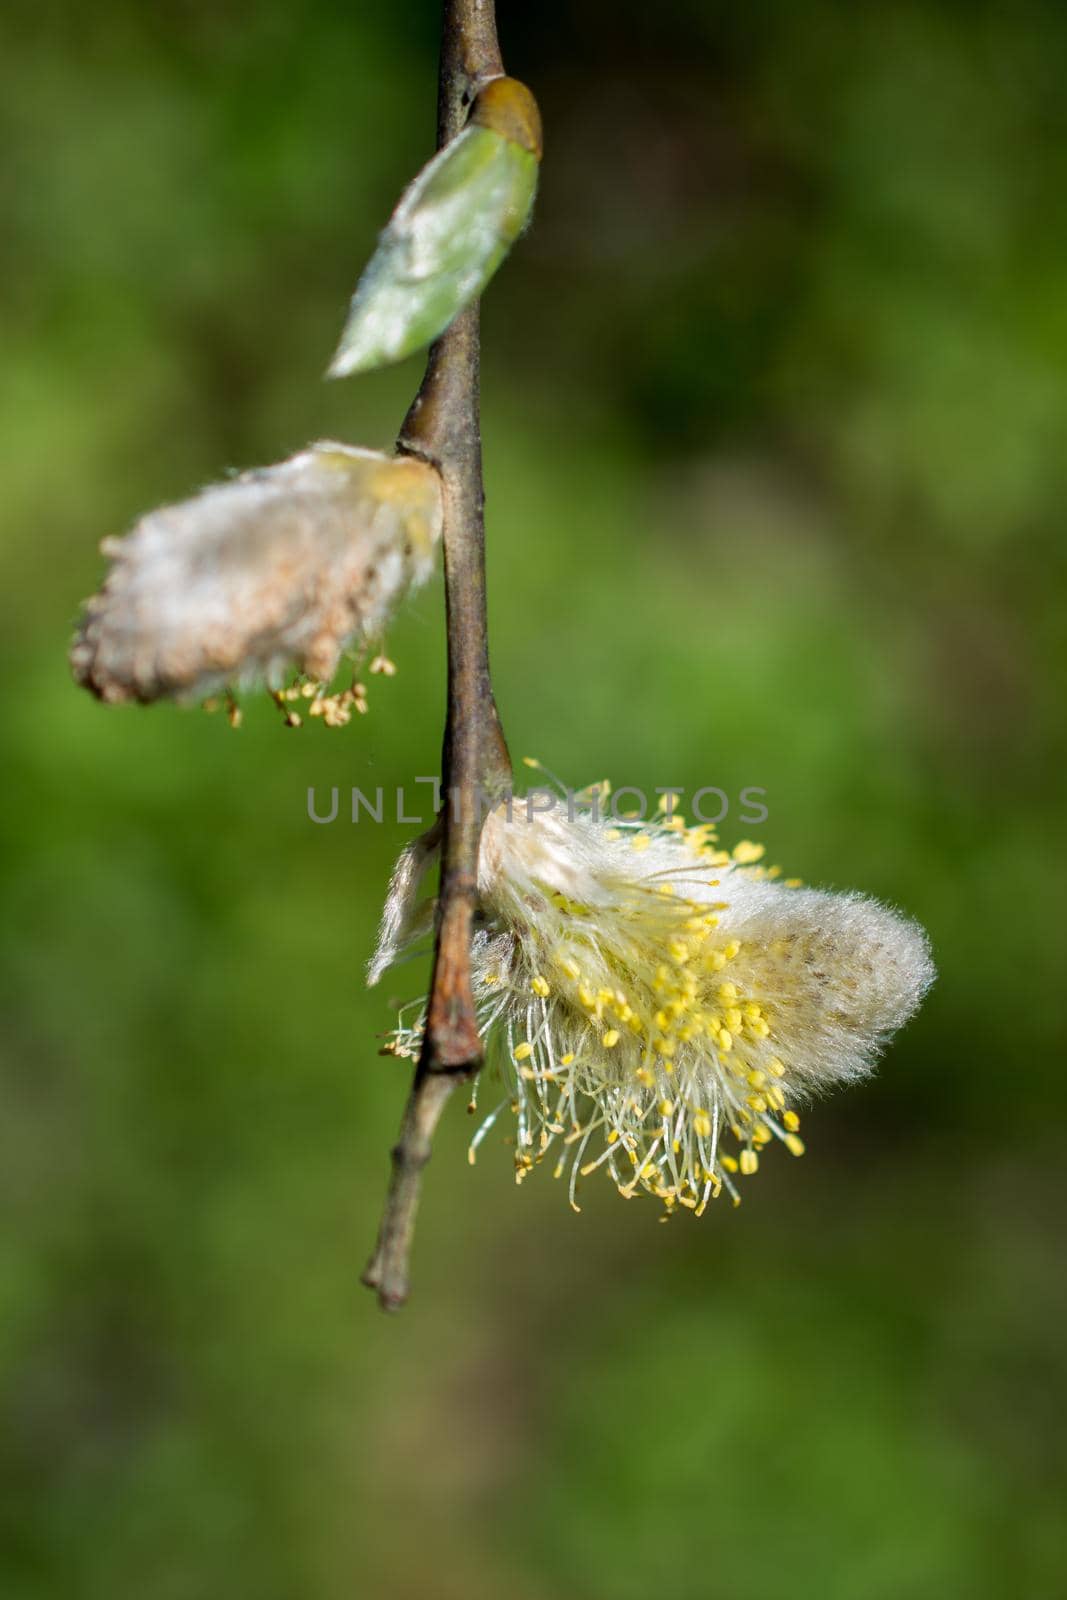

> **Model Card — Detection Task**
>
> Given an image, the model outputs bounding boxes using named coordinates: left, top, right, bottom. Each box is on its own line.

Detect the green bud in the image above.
left=329, top=78, right=542, bottom=377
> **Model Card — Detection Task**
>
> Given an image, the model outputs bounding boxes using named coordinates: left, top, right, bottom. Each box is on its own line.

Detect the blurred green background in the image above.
left=3, top=1, right=1066, bottom=1596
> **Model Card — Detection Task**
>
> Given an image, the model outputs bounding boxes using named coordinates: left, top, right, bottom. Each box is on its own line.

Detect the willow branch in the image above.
left=362, top=0, right=512, bottom=1310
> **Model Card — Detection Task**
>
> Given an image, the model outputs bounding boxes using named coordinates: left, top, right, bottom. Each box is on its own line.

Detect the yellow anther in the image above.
left=636, top=1066, right=655, bottom=1088
left=747, top=1095, right=767, bottom=1113
left=766, top=1085, right=786, bottom=1111
left=578, top=985, right=596, bottom=1009
left=747, top=1070, right=766, bottom=1088
left=668, top=940, right=690, bottom=964
left=658, top=1099, right=675, bottom=1117
left=607, top=1129, right=619, bottom=1144
left=531, top=975, right=550, bottom=998
left=631, top=834, right=651, bottom=852
left=602, top=1029, right=621, bottom=1048
left=750, top=1018, right=770, bottom=1037
left=720, top=1155, right=738, bottom=1174
left=744, top=1003, right=763, bottom=1020
left=655, top=1009, right=669, bottom=1030
left=726, top=1007, right=743, bottom=1033
left=724, top=940, right=741, bottom=959
left=739, top=1149, right=759, bottom=1175
left=783, top=1110, right=800, bottom=1131
left=768, top=1057, right=785, bottom=1078
left=514, top=1042, right=533, bottom=1062
left=654, top=1036, right=676, bottom=1058
left=558, top=1052, right=574, bottom=1067
left=717, top=982, right=738, bottom=1003
left=784, top=1133, right=805, bottom=1157
left=559, top=957, right=580, bottom=980
left=732, top=840, right=765, bottom=864
left=693, top=1112, right=713, bottom=1139
left=718, top=1029, right=733, bottom=1052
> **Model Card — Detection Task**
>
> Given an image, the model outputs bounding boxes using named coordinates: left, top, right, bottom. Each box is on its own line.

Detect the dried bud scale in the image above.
left=70, top=444, right=443, bottom=706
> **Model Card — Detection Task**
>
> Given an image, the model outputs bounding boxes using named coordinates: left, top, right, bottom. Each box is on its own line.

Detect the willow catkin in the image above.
left=70, top=442, right=443, bottom=704
left=374, top=795, right=935, bottom=1213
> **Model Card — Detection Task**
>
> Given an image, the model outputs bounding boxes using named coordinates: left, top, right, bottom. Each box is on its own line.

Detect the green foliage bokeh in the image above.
left=2, top=2, right=1065, bottom=1596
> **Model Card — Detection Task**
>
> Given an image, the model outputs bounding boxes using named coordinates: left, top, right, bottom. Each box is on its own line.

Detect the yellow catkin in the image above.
left=378, top=791, right=934, bottom=1220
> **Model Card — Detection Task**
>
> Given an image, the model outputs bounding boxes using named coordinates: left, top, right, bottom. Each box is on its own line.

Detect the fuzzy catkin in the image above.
left=375, top=800, right=935, bottom=1213
left=71, top=443, right=442, bottom=704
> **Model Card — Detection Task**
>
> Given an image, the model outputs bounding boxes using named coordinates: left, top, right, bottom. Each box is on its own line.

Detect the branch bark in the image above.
left=362, top=0, right=512, bottom=1310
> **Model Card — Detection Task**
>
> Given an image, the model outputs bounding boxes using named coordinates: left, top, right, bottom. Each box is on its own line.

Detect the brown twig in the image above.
left=362, top=0, right=513, bottom=1310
